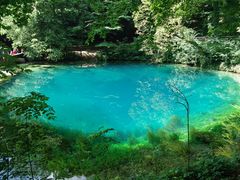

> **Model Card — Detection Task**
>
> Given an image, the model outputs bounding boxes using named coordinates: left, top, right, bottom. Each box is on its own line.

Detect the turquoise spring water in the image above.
left=1, top=64, right=240, bottom=138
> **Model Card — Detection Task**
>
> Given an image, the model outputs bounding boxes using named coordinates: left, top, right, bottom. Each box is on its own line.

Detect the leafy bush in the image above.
left=133, top=1, right=240, bottom=67
left=191, top=128, right=216, bottom=145
left=160, top=154, right=240, bottom=180
left=99, top=40, right=150, bottom=62
left=1, top=0, right=91, bottom=61
left=1, top=92, right=240, bottom=179
left=202, top=38, right=240, bottom=66
left=154, top=18, right=201, bottom=64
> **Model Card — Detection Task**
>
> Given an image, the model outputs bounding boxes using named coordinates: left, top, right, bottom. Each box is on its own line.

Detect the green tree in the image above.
left=1, top=0, right=141, bottom=61
left=133, top=0, right=240, bottom=65
left=86, top=0, right=140, bottom=43
left=0, top=92, right=60, bottom=179
left=168, top=82, right=191, bottom=170
left=0, top=0, right=35, bottom=27
left=1, top=0, right=91, bottom=61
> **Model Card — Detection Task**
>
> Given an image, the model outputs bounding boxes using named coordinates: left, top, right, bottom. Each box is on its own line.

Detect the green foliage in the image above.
left=0, top=0, right=34, bottom=27
left=133, top=0, right=240, bottom=66
left=0, top=42, right=27, bottom=79
left=149, top=19, right=239, bottom=67
left=99, top=40, right=149, bottom=62
left=133, top=0, right=158, bottom=58
left=154, top=18, right=200, bottom=64
left=0, top=92, right=59, bottom=178
left=86, top=0, right=140, bottom=43
left=1, top=107, right=240, bottom=178
left=2, top=0, right=239, bottom=63
left=214, top=113, right=240, bottom=158
left=160, top=154, right=240, bottom=180
left=182, top=0, right=240, bottom=36
left=7, top=122, right=61, bottom=178
left=191, top=128, right=217, bottom=145
left=1, top=0, right=91, bottom=61
left=147, top=0, right=240, bottom=36
left=6, top=92, right=55, bottom=121
left=166, top=115, right=183, bottom=131
left=147, top=129, right=181, bottom=150
left=1, top=0, right=141, bottom=61
left=201, top=37, right=240, bottom=66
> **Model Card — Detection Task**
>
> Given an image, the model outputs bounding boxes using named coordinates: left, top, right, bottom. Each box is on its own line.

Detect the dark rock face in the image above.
left=16, top=58, right=26, bottom=63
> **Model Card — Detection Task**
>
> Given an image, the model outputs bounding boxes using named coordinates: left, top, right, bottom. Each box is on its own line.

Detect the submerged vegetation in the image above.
left=1, top=93, right=240, bottom=179
left=0, top=0, right=240, bottom=179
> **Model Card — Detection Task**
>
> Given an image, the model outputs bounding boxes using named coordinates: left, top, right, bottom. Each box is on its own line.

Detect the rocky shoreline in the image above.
left=1, top=62, right=240, bottom=85
left=219, top=63, right=240, bottom=74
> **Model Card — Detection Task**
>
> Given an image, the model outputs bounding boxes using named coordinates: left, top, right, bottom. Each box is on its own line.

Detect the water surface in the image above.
left=1, top=64, right=240, bottom=137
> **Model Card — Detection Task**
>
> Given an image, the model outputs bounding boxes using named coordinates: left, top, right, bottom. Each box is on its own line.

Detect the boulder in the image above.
left=16, top=58, right=26, bottom=63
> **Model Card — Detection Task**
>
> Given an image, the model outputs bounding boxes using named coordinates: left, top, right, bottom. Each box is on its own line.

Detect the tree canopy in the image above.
left=1, top=0, right=239, bottom=62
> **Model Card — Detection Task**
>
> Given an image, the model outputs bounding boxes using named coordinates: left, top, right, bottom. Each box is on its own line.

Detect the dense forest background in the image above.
left=1, top=0, right=240, bottom=67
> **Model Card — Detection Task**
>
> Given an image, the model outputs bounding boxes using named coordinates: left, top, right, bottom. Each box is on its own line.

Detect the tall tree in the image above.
left=0, top=0, right=35, bottom=27
left=0, top=92, right=60, bottom=179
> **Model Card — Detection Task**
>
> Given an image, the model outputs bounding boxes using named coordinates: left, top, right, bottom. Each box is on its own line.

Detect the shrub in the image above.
left=160, top=154, right=240, bottom=180
left=190, top=128, right=216, bottom=145
left=99, top=40, right=150, bottom=62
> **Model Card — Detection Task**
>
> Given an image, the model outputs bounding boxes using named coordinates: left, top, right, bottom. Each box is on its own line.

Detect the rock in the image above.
left=219, top=63, right=240, bottom=74
left=1, top=70, right=13, bottom=76
left=46, top=172, right=55, bottom=180
left=65, top=175, right=87, bottom=180
left=16, top=58, right=26, bottom=63
left=219, top=62, right=227, bottom=71
left=231, top=64, right=240, bottom=73
left=72, top=50, right=98, bottom=60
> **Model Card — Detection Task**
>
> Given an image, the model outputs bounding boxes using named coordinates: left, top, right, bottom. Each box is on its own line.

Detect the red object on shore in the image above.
left=10, top=49, right=18, bottom=56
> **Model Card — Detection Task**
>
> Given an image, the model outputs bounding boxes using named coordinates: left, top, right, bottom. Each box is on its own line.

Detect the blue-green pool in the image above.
left=1, top=64, right=240, bottom=137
